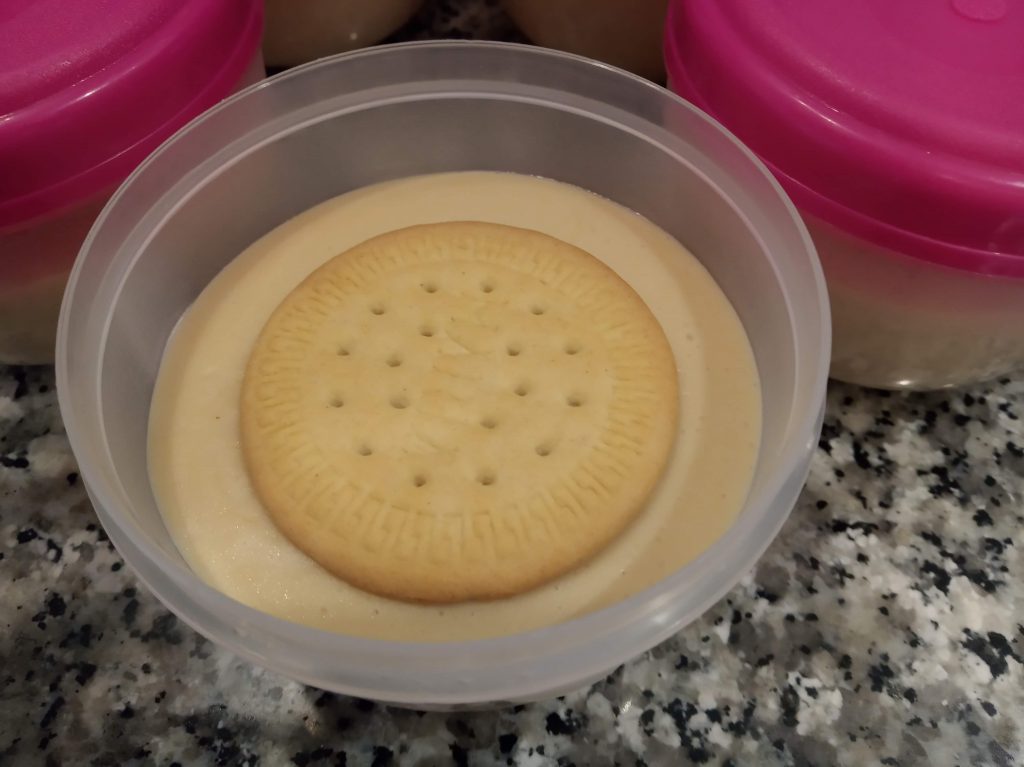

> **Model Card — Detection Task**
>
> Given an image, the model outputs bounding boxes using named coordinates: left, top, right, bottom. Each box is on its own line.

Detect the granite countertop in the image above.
left=3, top=359, right=1023, bottom=766
left=2, top=2, right=1023, bottom=766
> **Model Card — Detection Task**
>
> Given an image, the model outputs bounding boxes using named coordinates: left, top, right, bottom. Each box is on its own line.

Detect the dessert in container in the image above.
left=502, top=0, right=669, bottom=80
left=665, top=0, right=1024, bottom=390
left=0, top=0, right=264, bottom=364
left=262, top=0, right=424, bottom=67
left=57, top=42, right=829, bottom=708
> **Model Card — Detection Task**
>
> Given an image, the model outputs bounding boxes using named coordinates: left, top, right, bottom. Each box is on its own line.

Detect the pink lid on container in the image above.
left=665, top=0, right=1024, bottom=276
left=0, top=0, right=263, bottom=229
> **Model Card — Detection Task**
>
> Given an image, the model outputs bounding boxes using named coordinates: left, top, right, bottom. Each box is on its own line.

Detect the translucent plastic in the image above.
left=263, top=0, right=423, bottom=67
left=810, top=217, right=1024, bottom=390
left=0, top=54, right=265, bottom=365
left=0, top=193, right=107, bottom=363
left=0, top=0, right=264, bottom=226
left=665, top=0, right=1024, bottom=273
left=502, top=0, right=669, bottom=80
left=664, top=0, right=1024, bottom=389
left=57, top=42, right=829, bottom=708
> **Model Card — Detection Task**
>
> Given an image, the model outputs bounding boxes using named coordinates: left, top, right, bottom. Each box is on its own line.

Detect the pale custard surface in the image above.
left=148, top=171, right=761, bottom=641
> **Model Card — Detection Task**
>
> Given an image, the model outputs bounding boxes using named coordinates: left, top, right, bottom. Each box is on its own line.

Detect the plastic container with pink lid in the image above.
left=665, top=0, right=1024, bottom=389
left=0, top=0, right=264, bottom=364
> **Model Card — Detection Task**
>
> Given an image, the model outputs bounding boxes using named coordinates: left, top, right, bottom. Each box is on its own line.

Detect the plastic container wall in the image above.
left=58, top=42, right=828, bottom=707
left=263, top=0, right=423, bottom=67
left=0, top=0, right=264, bottom=364
left=0, top=54, right=265, bottom=365
left=502, top=0, right=669, bottom=80
left=809, top=216, right=1024, bottom=389
left=663, top=0, right=1024, bottom=389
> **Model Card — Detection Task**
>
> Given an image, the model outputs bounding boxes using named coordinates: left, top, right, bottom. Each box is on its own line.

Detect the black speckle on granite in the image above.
left=74, top=663, right=97, bottom=686
left=11, top=366, right=29, bottom=399
left=545, top=710, right=582, bottom=736
left=961, top=630, right=1021, bottom=680
left=450, top=741, right=469, bottom=766
left=780, top=685, right=800, bottom=727
left=1, top=453, right=29, bottom=469
left=45, top=593, right=66, bottom=618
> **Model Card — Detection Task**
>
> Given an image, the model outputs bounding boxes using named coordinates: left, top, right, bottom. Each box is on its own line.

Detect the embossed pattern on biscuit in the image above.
left=241, top=222, right=679, bottom=603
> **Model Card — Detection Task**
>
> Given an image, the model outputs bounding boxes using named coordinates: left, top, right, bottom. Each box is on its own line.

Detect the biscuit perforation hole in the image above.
left=385, top=354, right=402, bottom=368
left=535, top=442, right=553, bottom=457
left=413, top=474, right=428, bottom=487
left=370, top=302, right=386, bottom=316
left=566, top=394, right=584, bottom=408
left=480, top=280, right=495, bottom=294
left=328, top=396, right=344, bottom=409
left=514, top=383, right=530, bottom=397
left=337, top=346, right=351, bottom=357
left=506, top=343, right=522, bottom=357
left=477, top=471, right=496, bottom=486
left=421, top=281, right=438, bottom=294
left=564, top=341, right=581, bottom=355
left=480, top=416, right=497, bottom=429
left=390, top=395, right=410, bottom=410
left=419, top=325, right=435, bottom=338
left=357, top=444, right=373, bottom=456
left=530, top=304, right=546, bottom=316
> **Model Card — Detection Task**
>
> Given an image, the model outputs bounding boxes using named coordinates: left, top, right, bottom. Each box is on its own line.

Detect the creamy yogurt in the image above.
left=148, top=171, right=761, bottom=641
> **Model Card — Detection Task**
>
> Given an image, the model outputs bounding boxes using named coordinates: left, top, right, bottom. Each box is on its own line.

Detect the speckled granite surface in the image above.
left=3, top=1, right=1024, bottom=765
left=3, top=370, right=1023, bottom=767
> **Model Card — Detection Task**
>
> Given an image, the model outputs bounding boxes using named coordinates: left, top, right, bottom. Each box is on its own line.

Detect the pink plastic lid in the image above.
left=665, top=0, right=1024, bottom=277
left=0, top=0, right=262, bottom=230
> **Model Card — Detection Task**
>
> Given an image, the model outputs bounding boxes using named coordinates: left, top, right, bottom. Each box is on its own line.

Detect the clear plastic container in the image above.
left=807, top=216, right=1024, bottom=390
left=665, top=0, right=1024, bottom=390
left=57, top=42, right=829, bottom=708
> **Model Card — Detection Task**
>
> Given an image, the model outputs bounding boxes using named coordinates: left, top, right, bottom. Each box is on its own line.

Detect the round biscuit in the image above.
left=240, top=221, right=679, bottom=603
